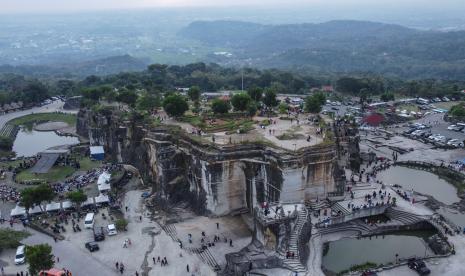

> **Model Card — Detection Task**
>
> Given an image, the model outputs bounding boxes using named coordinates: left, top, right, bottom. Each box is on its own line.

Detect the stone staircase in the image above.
left=317, top=221, right=367, bottom=236
left=385, top=207, right=426, bottom=225
left=161, top=223, right=178, bottom=242
left=0, top=124, right=19, bottom=138
left=186, top=247, right=222, bottom=271
left=306, top=199, right=330, bottom=211
left=161, top=223, right=221, bottom=272
left=281, top=208, right=308, bottom=273
left=331, top=202, right=351, bottom=216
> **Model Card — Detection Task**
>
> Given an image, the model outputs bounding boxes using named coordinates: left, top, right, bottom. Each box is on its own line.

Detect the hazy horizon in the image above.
left=2, top=0, right=465, bottom=15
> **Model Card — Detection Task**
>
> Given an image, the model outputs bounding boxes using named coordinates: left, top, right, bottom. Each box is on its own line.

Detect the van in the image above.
left=107, top=224, right=117, bottom=236
left=93, top=227, right=105, bottom=241
left=84, top=213, right=95, bottom=229
left=15, top=245, right=26, bottom=265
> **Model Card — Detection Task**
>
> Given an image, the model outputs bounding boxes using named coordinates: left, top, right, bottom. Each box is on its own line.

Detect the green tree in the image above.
left=117, top=90, right=138, bottom=107
left=380, top=93, right=395, bottom=102
left=0, top=229, right=30, bottom=251
left=136, top=92, right=160, bottom=111
left=105, top=90, right=118, bottom=102
left=20, top=184, right=55, bottom=213
left=115, top=218, right=128, bottom=231
left=67, top=190, right=87, bottom=211
left=305, top=93, right=326, bottom=113
left=187, top=86, right=201, bottom=102
left=211, top=99, right=230, bottom=114
left=450, top=103, right=465, bottom=117
left=81, top=87, right=104, bottom=101
left=231, top=93, right=252, bottom=111
left=278, top=102, right=289, bottom=114
left=247, top=101, right=258, bottom=117
left=263, top=88, right=278, bottom=107
left=0, top=136, right=13, bottom=151
left=247, top=87, right=263, bottom=102
left=25, top=244, right=55, bottom=276
left=34, top=184, right=55, bottom=211
left=20, top=187, right=36, bottom=216
left=192, top=100, right=201, bottom=114
left=163, top=94, right=189, bottom=117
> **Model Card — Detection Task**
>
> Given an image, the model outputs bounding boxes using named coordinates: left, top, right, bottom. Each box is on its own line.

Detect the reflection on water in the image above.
left=322, top=231, right=435, bottom=273
left=12, top=129, right=79, bottom=157
left=377, top=166, right=460, bottom=205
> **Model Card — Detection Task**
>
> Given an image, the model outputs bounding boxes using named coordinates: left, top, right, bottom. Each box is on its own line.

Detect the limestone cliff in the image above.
left=77, top=108, right=351, bottom=216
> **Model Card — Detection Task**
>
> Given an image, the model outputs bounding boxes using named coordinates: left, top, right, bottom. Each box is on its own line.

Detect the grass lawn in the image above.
left=15, top=157, right=101, bottom=183
left=8, top=113, right=77, bottom=127
left=434, top=101, right=461, bottom=111
left=16, top=166, right=76, bottom=183
left=396, top=104, right=419, bottom=113
left=180, top=115, right=254, bottom=133
left=0, top=158, right=23, bottom=168
left=79, top=157, right=101, bottom=171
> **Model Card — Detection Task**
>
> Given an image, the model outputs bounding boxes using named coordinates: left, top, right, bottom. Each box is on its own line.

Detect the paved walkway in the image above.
left=0, top=100, right=73, bottom=130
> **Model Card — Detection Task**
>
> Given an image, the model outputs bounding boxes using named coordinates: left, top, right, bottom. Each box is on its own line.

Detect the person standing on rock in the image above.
left=187, top=264, right=190, bottom=272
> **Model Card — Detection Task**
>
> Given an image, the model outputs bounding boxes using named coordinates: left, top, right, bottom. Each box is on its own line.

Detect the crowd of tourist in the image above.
left=0, top=184, right=20, bottom=202
left=51, top=164, right=122, bottom=196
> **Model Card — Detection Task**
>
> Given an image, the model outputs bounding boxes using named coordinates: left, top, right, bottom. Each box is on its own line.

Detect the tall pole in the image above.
left=241, top=69, right=244, bottom=92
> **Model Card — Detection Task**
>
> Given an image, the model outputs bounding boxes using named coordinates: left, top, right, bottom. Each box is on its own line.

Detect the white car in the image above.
left=447, top=125, right=462, bottom=131
left=15, top=245, right=26, bottom=265
left=447, top=139, right=464, bottom=147
left=107, top=224, right=117, bottom=236
left=428, top=134, right=443, bottom=141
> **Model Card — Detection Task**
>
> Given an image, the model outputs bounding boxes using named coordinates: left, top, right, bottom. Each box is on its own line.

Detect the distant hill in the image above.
left=0, top=55, right=148, bottom=78
left=179, top=20, right=465, bottom=79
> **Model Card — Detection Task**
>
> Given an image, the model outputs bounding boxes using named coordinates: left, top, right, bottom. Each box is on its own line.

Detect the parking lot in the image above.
left=396, top=113, right=465, bottom=148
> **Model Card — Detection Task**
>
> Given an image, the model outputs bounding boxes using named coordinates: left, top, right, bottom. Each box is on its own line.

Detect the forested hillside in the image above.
left=1, top=63, right=463, bottom=108
left=180, top=20, right=465, bottom=79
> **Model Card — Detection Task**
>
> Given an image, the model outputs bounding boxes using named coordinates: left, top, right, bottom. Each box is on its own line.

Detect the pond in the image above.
left=438, top=207, right=465, bottom=231
left=377, top=166, right=460, bottom=205
left=322, top=231, right=436, bottom=274
left=12, top=128, right=79, bottom=157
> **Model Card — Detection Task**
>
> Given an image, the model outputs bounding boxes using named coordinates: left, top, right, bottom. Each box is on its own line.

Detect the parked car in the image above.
left=447, top=125, right=463, bottom=131
left=428, top=134, right=445, bottom=142
left=107, top=224, right=117, bottom=236
left=408, top=258, right=431, bottom=275
left=14, top=245, right=26, bottom=265
left=447, top=139, right=464, bottom=148
left=93, top=227, right=105, bottom=241
left=410, top=130, right=424, bottom=137
left=85, top=242, right=100, bottom=252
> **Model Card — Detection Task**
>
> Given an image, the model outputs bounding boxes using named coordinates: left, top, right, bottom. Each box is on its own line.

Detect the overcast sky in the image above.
left=2, top=0, right=464, bottom=13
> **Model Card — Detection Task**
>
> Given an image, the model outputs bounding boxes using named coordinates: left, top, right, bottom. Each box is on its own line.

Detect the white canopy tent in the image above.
left=97, top=171, right=111, bottom=192
left=94, top=194, right=109, bottom=204
left=28, top=205, right=44, bottom=215
left=97, top=172, right=111, bottom=185
left=61, top=201, right=73, bottom=210
left=98, top=182, right=111, bottom=192
left=82, top=197, right=95, bottom=207
left=46, top=202, right=61, bottom=212
left=10, top=205, right=26, bottom=217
